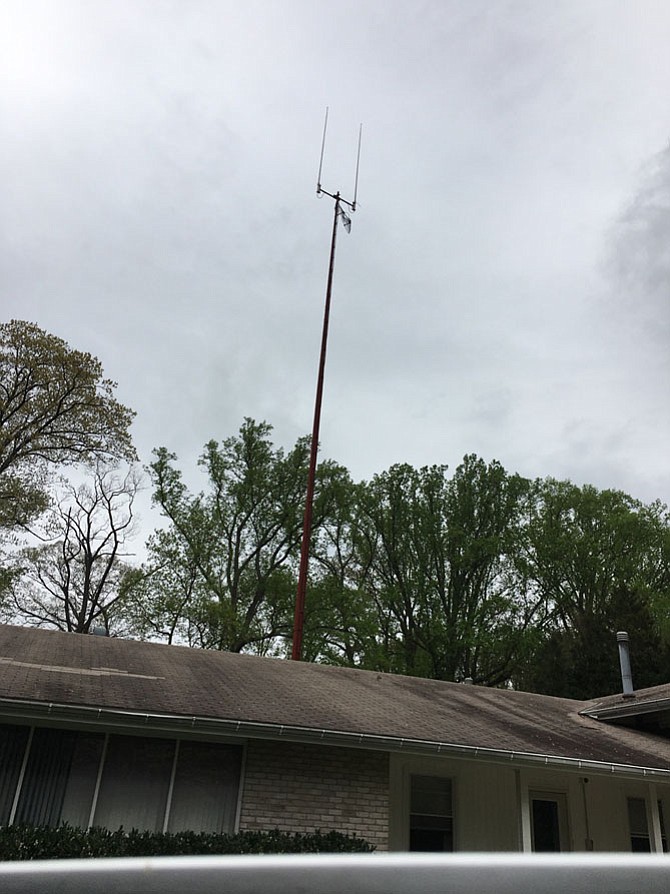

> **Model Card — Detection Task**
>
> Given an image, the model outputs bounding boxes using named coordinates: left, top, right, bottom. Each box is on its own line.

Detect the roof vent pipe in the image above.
left=616, top=631, right=634, bottom=698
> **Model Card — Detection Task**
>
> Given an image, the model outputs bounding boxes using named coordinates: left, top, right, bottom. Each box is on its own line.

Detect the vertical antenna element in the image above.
left=352, top=123, right=362, bottom=211
left=316, top=107, right=329, bottom=195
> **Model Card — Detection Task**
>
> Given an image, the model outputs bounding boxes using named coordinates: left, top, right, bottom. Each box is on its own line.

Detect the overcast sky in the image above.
left=2, top=1, right=670, bottom=534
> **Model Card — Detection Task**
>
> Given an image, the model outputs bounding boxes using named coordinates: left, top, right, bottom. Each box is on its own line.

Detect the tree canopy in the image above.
left=333, top=457, right=545, bottom=684
left=126, top=419, right=349, bottom=653
left=0, top=320, right=136, bottom=529
left=116, top=423, right=670, bottom=698
left=514, top=481, right=670, bottom=697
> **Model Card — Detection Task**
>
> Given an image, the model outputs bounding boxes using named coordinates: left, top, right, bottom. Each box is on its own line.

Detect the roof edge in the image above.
left=581, top=697, right=670, bottom=722
left=1, top=697, right=668, bottom=780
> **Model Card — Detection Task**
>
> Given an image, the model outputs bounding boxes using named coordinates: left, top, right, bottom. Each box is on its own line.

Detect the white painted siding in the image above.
left=389, top=753, right=670, bottom=853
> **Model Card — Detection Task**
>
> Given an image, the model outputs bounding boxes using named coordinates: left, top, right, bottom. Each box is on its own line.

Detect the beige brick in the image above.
left=239, top=741, right=389, bottom=852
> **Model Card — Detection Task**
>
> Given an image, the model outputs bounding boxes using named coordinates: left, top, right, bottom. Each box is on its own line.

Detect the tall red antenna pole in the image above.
left=291, top=113, right=361, bottom=661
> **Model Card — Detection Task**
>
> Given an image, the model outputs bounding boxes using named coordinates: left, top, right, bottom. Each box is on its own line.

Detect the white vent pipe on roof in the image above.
left=616, top=631, right=634, bottom=697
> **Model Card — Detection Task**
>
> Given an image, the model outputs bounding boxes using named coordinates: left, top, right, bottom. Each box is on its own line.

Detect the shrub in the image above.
left=0, top=825, right=374, bottom=861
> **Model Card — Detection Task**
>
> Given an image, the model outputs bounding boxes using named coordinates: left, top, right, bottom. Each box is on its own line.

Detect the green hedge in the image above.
left=0, top=825, right=374, bottom=861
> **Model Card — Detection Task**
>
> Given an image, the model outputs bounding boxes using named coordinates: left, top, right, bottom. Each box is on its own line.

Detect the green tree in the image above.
left=298, top=473, right=379, bottom=667
left=127, top=419, right=348, bottom=653
left=0, top=320, right=136, bottom=530
left=516, top=480, right=670, bottom=697
left=351, top=457, right=541, bottom=684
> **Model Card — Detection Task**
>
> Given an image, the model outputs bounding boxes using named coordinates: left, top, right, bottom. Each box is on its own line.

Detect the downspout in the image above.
left=580, top=777, right=594, bottom=851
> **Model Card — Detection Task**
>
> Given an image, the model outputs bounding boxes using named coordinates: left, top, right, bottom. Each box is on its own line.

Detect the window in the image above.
left=0, top=723, right=242, bottom=833
left=93, top=735, right=175, bottom=832
left=530, top=791, right=569, bottom=852
left=409, top=775, right=453, bottom=851
left=628, top=797, right=668, bottom=853
left=0, top=724, right=31, bottom=824
left=59, top=731, right=107, bottom=828
left=167, top=740, right=242, bottom=833
left=14, top=728, right=105, bottom=827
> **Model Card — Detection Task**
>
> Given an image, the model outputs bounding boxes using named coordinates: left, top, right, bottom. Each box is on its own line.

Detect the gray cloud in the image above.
left=2, top=0, right=670, bottom=526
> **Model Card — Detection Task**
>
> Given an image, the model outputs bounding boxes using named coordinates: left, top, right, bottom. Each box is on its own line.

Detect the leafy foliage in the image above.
left=515, top=481, right=670, bottom=697
left=346, top=458, right=543, bottom=683
left=126, top=419, right=348, bottom=652
left=120, top=419, right=670, bottom=696
left=0, top=825, right=373, bottom=860
left=0, top=320, right=136, bottom=530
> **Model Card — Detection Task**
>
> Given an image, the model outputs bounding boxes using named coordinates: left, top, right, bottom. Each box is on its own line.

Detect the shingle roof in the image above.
left=586, top=683, right=670, bottom=713
left=0, top=624, right=669, bottom=772
left=580, top=683, right=670, bottom=737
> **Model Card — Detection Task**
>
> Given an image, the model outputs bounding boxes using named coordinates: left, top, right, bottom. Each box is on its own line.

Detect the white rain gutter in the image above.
left=1, top=696, right=667, bottom=781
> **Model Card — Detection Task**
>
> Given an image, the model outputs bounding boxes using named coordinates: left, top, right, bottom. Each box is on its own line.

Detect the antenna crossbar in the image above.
left=316, top=186, right=356, bottom=210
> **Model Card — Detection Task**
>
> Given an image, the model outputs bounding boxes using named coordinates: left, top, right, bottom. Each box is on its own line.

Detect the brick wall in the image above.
left=239, top=740, right=389, bottom=851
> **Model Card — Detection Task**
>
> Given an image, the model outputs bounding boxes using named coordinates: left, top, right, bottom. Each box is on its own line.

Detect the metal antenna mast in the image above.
left=291, top=110, right=362, bottom=661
